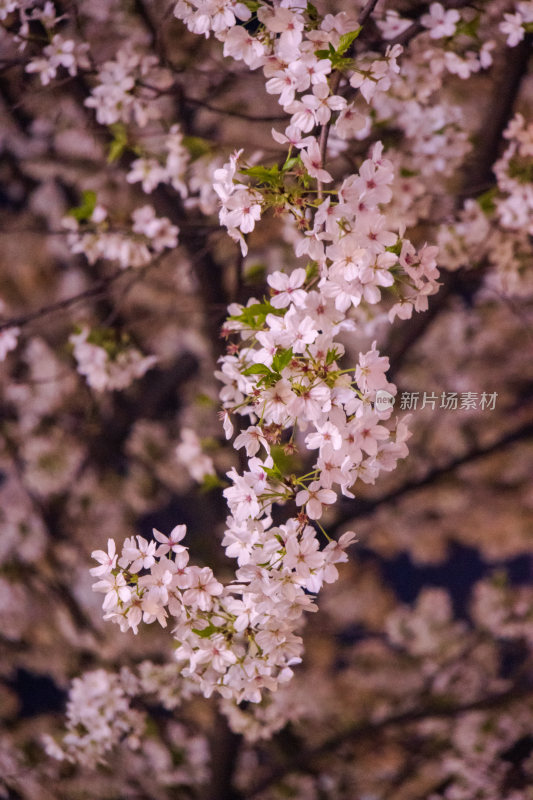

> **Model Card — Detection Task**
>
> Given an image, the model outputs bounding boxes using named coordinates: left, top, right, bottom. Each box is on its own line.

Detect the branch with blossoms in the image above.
left=73, top=0, right=445, bottom=720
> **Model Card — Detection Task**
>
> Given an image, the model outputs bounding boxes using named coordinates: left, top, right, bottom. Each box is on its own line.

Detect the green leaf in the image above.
left=456, top=15, right=479, bottom=39
left=477, top=187, right=498, bottom=215
left=332, top=54, right=354, bottom=69
left=200, top=436, right=219, bottom=451
left=306, top=1, right=319, bottom=21
left=240, top=164, right=281, bottom=188
left=244, top=262, right=267, bottom=284
left=337, top=27, right=362, bottom=56
left=242, top=363, right=272, bottom=376
left=326, top=348, right=339, bottom=365
left=192, top=624, right=219, bottom=638
left=107, top=123, right=129, bottom=163
left=305, top=261, right=318, bottom=281
left=108, top=140, right=126, bottom=163
left=256, top=372, right=280, bottom=388
left=282, top=156, right=300, bottom=172
left=315, top=36, right=355, bottom=68
left=385, top=239, right=402, bottom=257
left=85, top=326, right=128, bottom=360
left=270, top=445, right=294, bottom=476
left=182, top=135, right=212, bottom=159
left=194, top=393, right=216, bottom=407
left=507, top=156, right=533, bottom=184
left=399, top=167, right=419, bottom=178
left=230, top=301, right=284, bottom=328
left=68, top=190, right=97, bottom=222
left=200, top=474, right=226, bottom=492
left=263, top=464, right=282, bottom=480
left=272, top=347, right=293, bottom=374
left=86, top=326, right=117, bottom=347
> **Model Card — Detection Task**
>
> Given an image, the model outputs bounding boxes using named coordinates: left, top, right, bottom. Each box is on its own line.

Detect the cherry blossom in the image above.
left=421, top=2, right=461, bottom=39
left=295, top=481, right=337, bottom=520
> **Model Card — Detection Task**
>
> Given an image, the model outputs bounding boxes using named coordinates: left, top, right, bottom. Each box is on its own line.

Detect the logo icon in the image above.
left=374, top=389, right=395, bottom=411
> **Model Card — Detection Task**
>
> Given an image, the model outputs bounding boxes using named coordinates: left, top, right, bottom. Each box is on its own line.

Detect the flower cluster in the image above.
left=127, top=125, right=190, bottom=197
left=493, top=112, right=533, bottom=236
left=85, top=45, right=170, bottom=127
left=70, top=326, right=158, bottom=392
left=438, top=113, right=533, bottom=296
left=42, top=663, right=208, bottom=779
left=91, top=522, right=355, bottom=703
left=214, top=150, right=263, bottom=254
left=420, top=2, right=461, bottom=40
left=500, top=1, right=533, bottom=47
left=175, top=428, right=216, bottom=484
left=42, top=669, right=145, bottom=767
left=21, top=2, right=89, bottom=84
left=63, top=203, right=179, bottom=268
left=189, top=2, right=406, bottom=256
left=25, top=33, right=89, bottom=85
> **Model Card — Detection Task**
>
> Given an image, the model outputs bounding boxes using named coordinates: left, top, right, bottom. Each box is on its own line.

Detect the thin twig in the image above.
left=317, top=0, right=380, bottom=199
left=0, top=268, right=129, bottom=332
left=139, top=82, right=286, bottom=122
left=183, top=94, right=287, bottom=123
left=358, top=0, right=381, bottom=26
left=334, top=418, right=533, bottom=528
left=317, top=73, right=341, bottom=200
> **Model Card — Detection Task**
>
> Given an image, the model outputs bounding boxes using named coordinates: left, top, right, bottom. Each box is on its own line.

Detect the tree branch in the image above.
left=334, top=418, right=533, bottom=528
left=207, top=711, right=244, bottom=800
left=0, top=268, right=130, bottom=333
left=247, top=680, right=533, bottom=797
left=183, top=93, right=287, bottom=123
left=358, top=0, right=382, bottom=26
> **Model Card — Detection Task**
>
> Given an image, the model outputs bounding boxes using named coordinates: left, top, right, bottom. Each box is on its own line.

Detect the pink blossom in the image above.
left=295, top=481, right=337, bottom=520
